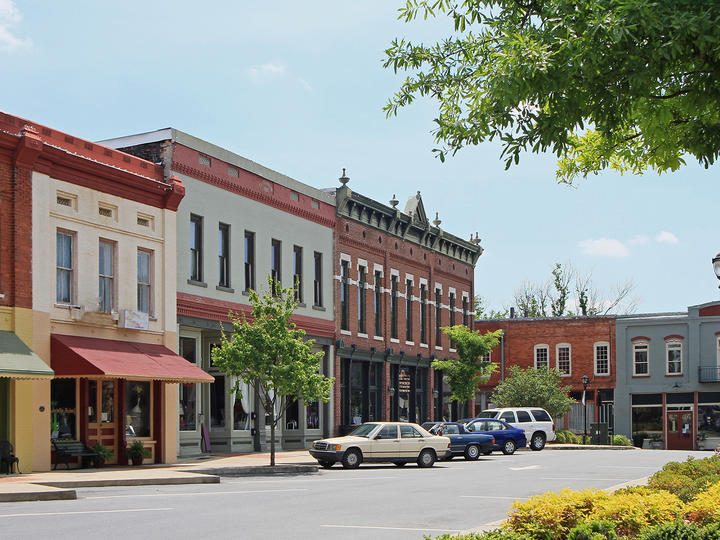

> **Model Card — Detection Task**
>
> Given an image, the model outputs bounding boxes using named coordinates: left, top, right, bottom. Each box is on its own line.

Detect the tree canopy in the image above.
left=384, top=0, right=720, bottom=183
left=211, top=279, right=333, bottom=465
left=432, top=326, right=501, bottom=403
left=491, top=365, right=575, bottom=419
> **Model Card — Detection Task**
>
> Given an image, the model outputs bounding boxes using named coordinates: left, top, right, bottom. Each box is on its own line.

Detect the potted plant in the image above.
left=126, top=440, right=151, bottom=466
left=650, top=433, right=663, bottom=449
left=92, top=443, right=113, bottom=467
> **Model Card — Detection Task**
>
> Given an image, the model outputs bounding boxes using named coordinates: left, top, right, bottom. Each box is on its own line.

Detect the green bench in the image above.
left=52, top=439, right=99, bottom=469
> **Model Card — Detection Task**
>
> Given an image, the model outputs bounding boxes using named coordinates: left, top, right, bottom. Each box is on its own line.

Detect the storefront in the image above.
left=698, top=392, right=720, bottom=450
left=50, top=334, right=213, bottom=465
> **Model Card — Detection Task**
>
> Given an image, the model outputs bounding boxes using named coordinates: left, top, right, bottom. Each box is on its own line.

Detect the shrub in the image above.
left=610, top=434, right=632, bottom=446
left=647, top=455, right=720, bottom=502
left=638, top=520, right=703, bottom=540
left=503, top=489, right=608, bottom=538
left=554, top=430, right=581, bottom=444
left=431, top=531, right=529, bottom=540
left=566, top=520, right=618, bottom=539
left=586, top=487, right=684, bottom=537
left=685, top=481, right=720, bottom=525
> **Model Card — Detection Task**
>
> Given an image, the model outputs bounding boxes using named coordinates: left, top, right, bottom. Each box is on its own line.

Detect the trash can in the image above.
left=591, top=422, right=609, bottom=445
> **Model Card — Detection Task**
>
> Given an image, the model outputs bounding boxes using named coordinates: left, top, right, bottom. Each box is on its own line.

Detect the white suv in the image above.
left=475, top=408, right=556, bottom=450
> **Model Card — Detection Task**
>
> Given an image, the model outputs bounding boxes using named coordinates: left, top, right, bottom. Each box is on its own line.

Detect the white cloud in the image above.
left=247, top=63, right=286, bottom=83
left=297, top=77, right=312, bottom=92
left=656, top=231, right=679, bottom=244
left=0, top=0, right=31, bottom=51
left=578, top=238, right=630, bottom=258
left=628, top=234, right=649, bottom=245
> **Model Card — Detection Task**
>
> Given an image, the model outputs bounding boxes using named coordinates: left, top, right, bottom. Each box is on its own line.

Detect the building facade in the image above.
left=102, top=129, right=336, bottom=454
left=615, top=303, right=720, bottom=450
left=333, top=175, right=483, bottom=434
left=473, top=316, right=617, bottom=433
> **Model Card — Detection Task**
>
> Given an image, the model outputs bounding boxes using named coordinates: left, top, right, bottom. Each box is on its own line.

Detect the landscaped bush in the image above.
left=647, top=455, right=720, bottom=502
left=431, top=531, right=530, bottom=540
left=610, top=434, right=632, bottom=446
left=685, top=481, right=720, bottom=525
left=566, top=520, right=617, bottom=539
left=554, top=429, right=581, bottom=444
left=639, top=520, right=720, bottom=539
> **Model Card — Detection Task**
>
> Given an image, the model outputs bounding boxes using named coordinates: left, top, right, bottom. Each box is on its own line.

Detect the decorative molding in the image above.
left=664, top=334, right=685, bottom=341
left=631, top=336, right=651, bottom=342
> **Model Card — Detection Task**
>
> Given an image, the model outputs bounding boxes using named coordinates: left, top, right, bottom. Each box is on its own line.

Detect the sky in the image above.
left=1, top=0, right=717, bottom=315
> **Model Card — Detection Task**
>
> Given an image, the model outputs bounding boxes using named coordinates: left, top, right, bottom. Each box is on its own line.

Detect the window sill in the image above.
left=297, top=302, right=307, bottom=308
left=241, top=289, right=251, bottom=296
left=405, top=341, right=415, bottom=346
left=357, top=333, right=368, bottom=338
left=449, top=348, right=456, bottom=353
left=216, top=285, right=235, bottom=293
left=312, top=304, right=326, bottom=311
left=632, top=374, right=650, bottom=378
left=593, top=373, right=610, bottom=377
left=54, top=303, right=82, bottom=310
left=340, top=329, right=351, bottom=336
left=187, top=279, right=207, bottom=288
left=390, top=338, right=400, bottom=344
left=434, top=346, right=443, bottom=351
left=665, top=373, right=683, bottom=377
left=420, top=343, right=428, bottom=348
left=373, top=335, right=384, bottom=341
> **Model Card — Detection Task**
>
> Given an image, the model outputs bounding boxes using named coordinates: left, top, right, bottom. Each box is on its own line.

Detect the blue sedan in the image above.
left=460, top=418, right=527, bottom=455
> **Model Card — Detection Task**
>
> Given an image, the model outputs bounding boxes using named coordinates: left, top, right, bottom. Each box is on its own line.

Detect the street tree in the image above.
left=491, top=366, right=575, bottom=419
left=474, top=295, right=509, bottom=319
left=432, top=326, right=501, bottom=405
left=211, top=279, right=334, bottom=466
left=384, top=0, right=720, bottom=183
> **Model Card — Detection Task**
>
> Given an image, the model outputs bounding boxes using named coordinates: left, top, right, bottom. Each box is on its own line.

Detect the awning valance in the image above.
left=51, top=334, right=214, bottom=383
left=0, top=331, right=54, bottom=379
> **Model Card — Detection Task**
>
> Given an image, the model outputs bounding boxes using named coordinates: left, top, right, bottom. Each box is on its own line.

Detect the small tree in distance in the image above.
left=432, top=326, right=501, bottom=407
left=491, top=366, right=575, bottom=420
left=211, top=278, right=334, bottom=466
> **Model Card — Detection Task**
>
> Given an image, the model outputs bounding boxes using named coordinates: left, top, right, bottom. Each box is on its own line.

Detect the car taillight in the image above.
left=491, top=438, right=495, bottom=444
left=447, top=441, right=451, bottom=448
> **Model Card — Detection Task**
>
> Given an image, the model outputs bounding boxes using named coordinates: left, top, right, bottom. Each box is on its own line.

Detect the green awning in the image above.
left=0, top=331, right=54, bottom=379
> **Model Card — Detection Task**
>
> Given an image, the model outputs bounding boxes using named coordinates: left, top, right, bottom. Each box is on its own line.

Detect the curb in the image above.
left=0, top=489, right=77, bottom=503
left=545, top=444, right=639, bottom=450
left=187, top=464, right=318, bottom=477
left=32, top=474, right=220, bottom=488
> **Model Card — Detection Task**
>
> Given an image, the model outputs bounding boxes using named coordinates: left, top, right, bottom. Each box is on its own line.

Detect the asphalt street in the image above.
left=0, top=449, right=710, bottom=540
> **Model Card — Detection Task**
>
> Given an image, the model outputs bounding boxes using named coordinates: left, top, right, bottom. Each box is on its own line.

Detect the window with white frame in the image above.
left=98, top=240, right=115, bottom=313
left=556, top=344, right=571, bottom=375
left=137, top=249, right=152, bottom=315
left=56, top=231, right=74, bottom=304
left=534, top=345, right=549, bottom=369
left=594, top=342, right=610, bottom=375
left=666, top=340, right=682, bottom=375
left=633, top=341, right=649, bottom=375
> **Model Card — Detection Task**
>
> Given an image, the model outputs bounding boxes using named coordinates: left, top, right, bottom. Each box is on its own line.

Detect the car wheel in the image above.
left=341, top=448, right=362, bottom=469
left=318, top=460, right=334, bottom=469
left=394, top=461, right=407, bottom=467
left=417, top=449, right=436, bottom=468
left=530, top=432, right=546, bottom=451
left=502, top=439, right=517, bottom=455
left=464, top=444, right=480, bottom=461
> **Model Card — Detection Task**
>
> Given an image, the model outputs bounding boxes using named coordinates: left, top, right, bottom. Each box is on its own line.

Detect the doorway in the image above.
left=86, top=380, right=118, bottom=463
left=666, top=410, right=693, bottom=450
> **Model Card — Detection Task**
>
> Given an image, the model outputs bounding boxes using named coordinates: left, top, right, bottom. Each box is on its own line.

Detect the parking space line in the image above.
left=86, top=488, right=309, bottom=499
left=460, top=495, right=528, bottom=500
left=321, top=524, right=462, bottom=533
left=539, top=477, right=630, bottom=481
left=0, top=508, right=173, bottom=518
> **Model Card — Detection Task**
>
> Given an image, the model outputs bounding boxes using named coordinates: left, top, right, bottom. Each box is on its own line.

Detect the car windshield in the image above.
left=348, top=423, right=379, bottom=437
left=476, top=411, right=498, bottom=419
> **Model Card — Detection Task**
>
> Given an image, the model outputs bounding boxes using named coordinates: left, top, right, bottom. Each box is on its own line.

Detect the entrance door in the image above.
left=87, top=380, right=117, bottom=464
left=667, top=411, right=693, bottom=450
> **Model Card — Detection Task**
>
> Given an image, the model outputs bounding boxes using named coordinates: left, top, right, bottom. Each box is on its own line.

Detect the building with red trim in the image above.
left=102, top=129, right=336, bottom=454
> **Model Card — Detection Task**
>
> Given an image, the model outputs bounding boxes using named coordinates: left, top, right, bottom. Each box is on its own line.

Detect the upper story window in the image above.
left=666, top=340, right=683, bottom=375
left=293, top=246, right=303, bottom=303
left=556, top=343, right=571, bottom=376
left=98, top=240, right=115, bottom=313
left=56, top=231, right=74, bottom=304
left=271, top=239, right=281, bottom=295
left=244, top=231, right=255, bottom=292
left=633, top=341, right=649, bottom=376
left=435, top=288, right=442, bottom=346
left=199, top=154, right=211, bottom=167
left=420, top=284, right=427, bottom=344
left=462, top=296, right=469, bottom=327
left=390, top=275, right=399, bottom=339
left=313, top=252, right=323, bottom=307
left=137, top=250, right=152, bottom=315
left=357, top=266, right=366, bottom=334
left=449, top=292, right=456, bottom=327
left=594, top=342, right=610, bottom=375
left=534, top=344, right=549, bottom=369
left=405, top=279, right=413, bottom=341
left=374, top=271, right=382, bottom=337
left=190, top=214, right=203, bottom=282
left=340, top=260, right=350, bottom=330
left=218, top=223, right=230, bottom=288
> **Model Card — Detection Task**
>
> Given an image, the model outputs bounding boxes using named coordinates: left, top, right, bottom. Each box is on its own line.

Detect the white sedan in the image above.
left=309, top=422, right=451, bottom=469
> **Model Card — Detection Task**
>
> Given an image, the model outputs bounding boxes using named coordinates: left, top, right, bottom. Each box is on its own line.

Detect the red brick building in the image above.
left=333, top=174, right=483, bottom=433
left=473, top=316, right=616, bottom=432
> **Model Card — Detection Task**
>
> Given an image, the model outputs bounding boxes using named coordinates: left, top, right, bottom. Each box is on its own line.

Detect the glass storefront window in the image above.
left=88, top=380, right=97, bottom=423
left=101, top=381, right=114, bottom=423
left=306, top=401, right=319, bottom=429
left=699, top=404, right=720, bottom=437
left=51, top=379, right=76, bottom=439
left=350, top=363, right=364, bottom=424
left=126, top=381, right=151, bottom=437
left=415, top=367, right=427, bottom=424
left=286, top=399, right=299, bottom=429
left=397, top=367, right=411, bottom=422
left=210, top=375, right=226, bottom=428
left=233, top=384, right=250, bottom=431
left=179, top=383, right=197, bottom=431
left=631, top=406, right=662, bottom=436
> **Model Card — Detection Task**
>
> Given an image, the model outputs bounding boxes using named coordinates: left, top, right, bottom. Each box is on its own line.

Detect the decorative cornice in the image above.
left=631, top=336, right=650, bottom=342
left=664, top=334, right=684, bottom=341
left=172, top=162, right=335, bottom=229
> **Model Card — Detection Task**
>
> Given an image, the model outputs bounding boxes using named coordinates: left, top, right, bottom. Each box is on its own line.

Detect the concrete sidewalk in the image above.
left=0, top=450, right=316, bottom=502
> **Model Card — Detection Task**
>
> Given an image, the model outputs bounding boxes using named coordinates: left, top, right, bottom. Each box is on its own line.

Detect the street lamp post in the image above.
left=712, top=253, right=720, bottom=287
left=581, top=375, right=590, bottom=444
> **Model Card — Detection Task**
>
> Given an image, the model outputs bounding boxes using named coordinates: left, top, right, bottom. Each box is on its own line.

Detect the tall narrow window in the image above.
left=244, top=231, right=255, bottom=291
left=271, top=239, right=281, bottom=295
left=340, top=260, right=349, bottom=330
left=390, top=275, right=398, bottom=339
left=462, top=296, right=469, bottom=327
left=56, top=231, right=73, bottom=303
left=137, top=250, right=152, bottom=314
left=406, top=279, right=413, bottom=341
left=218, top=223, right=230, bottom=288
left=449, top=292, right=456, bottom=327
left=420, top=284, right=427, bottom=344
left=374, top=271, right=382, bottom=337
left=313, top=252, right=323, bottom=307
left=435, top=288, right=442, bottom=346
left=534, top=345, right=549, bottom=369
left=98, top=240, right=114, bottom=313
left=190, top=214, right=203, bottom=282
left=556, top=344, right=571, bottom=375
left=666, top=341, right=683, bottom=375
left=633, top=342, right=649, bottom=375
left=357, top=266, right=367, bottom=334
left=293, top=246, right=303, bottom=303
left=594, top=342, right=609, bottom=375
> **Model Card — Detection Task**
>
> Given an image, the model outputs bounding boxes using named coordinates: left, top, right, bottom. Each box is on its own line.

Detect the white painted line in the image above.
left=509, top=465, right=539, bottom=470
left=539, top=477, right=630, bottom=481
left=86, top=488, right=309, bottom=499
left=597, top=465, right=657, bottom=469
left=461, top=495, right=528, bottom=500
left=0, top=508, right=173, bottom=518
left=321, top=524, right=462, bottom=533
left=224, top=475, right=400, bottom=484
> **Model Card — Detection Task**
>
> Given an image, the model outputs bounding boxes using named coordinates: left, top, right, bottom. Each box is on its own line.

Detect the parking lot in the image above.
left=0, top=448, right=709, bottom=540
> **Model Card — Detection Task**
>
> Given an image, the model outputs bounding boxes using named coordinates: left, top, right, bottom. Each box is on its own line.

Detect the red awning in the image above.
left=51, top=334, right=214, bottom=383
